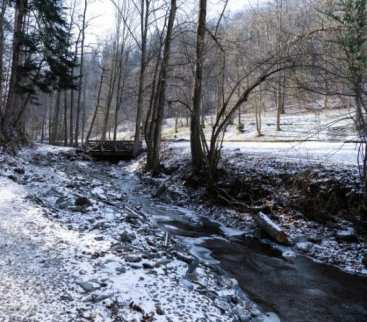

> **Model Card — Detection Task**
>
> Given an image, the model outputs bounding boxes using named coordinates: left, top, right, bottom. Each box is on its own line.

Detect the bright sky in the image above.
left=85, top=0, right=256, bottom=45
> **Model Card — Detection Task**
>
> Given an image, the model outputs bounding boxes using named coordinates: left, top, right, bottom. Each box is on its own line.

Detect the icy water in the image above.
left=120, top=168, right=367, bottom=322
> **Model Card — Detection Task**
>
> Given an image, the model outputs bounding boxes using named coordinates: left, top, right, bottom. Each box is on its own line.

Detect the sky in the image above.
left=84, top=0, right=257, bottom=45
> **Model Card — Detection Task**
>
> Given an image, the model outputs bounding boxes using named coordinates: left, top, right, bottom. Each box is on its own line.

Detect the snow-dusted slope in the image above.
left=0, top=145, right=253, bottom=322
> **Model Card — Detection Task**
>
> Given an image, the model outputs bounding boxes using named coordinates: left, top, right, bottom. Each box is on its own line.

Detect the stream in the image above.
left=119, top=166, right=367, bottom=322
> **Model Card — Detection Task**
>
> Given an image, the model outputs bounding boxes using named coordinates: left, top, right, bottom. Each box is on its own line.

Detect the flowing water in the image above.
left=120, top=168, right=367, bottom=322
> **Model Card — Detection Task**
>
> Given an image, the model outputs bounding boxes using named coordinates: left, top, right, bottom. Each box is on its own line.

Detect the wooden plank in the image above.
left=84, top=140, right=144, bottom=160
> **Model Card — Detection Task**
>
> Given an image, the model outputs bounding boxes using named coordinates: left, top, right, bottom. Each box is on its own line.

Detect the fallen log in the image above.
left=254, top=212, right=290, bottom=245
left=213, top=186, right=290, bottom=245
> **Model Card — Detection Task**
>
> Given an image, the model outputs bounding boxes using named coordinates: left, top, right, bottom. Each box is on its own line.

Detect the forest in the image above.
left=0, top=0, right=367, bottom=322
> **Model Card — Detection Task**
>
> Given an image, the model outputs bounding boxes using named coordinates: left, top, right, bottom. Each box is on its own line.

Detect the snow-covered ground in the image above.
left=0, top=177, right=79, bottom=321
left=0, top=135, right=365, bottom=321
left=168, top=141, right=361, bottom=166
left=114, top=108, right=357, bottom=143
left=0, top=145, right=257, bottom=322
left=155, top=140, right=366, bottom=276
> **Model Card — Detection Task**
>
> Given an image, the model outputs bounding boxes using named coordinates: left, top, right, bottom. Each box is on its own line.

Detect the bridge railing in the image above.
left=85, top=140, right=143, bottom=154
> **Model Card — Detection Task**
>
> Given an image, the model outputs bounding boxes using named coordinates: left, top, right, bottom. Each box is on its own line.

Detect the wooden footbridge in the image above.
left=84, top=140, right=144, bottom=161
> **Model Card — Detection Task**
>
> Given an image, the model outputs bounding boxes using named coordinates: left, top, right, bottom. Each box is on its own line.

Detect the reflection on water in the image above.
left=121, top=170, right=367, bottom=322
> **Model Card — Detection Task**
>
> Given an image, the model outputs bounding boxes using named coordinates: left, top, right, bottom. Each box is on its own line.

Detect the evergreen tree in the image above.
left=0, top=0, right=76, bottom=148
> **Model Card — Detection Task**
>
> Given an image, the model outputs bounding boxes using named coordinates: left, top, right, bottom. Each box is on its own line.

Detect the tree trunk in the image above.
left=48, top=94, right=53, bottom=143
left=75, top=0, right=87, bottom=146
left=0, top=0, right=7, bottom=112
left=146, top=0, right=177, bottom=175
left=114, top=51, right=129, bottom=141
left=63, top=91, right=68, bottom=145
left=190, top=0, right=207, bottom=172
left=41, top=108, right=47, bottom=143
left=101, top=44, right=119, bottom=141
left=81, top=70, right=87, bottom=145
left=1, top=0, right=28, bottom=146
left=256, top=87, right=263, bottom=137
left=133, top=0, right=150, bottom=155
left=86, top=68, right=105, bottom=143
left=51, top=90, right=61, bottom=144
left=254, top=212, right=290, bottom=245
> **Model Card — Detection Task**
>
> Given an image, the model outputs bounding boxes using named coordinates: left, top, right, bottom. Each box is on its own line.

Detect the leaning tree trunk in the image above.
left=146, top=0, right=177, bottom=175
left=86, top=68, right=105, bottom=143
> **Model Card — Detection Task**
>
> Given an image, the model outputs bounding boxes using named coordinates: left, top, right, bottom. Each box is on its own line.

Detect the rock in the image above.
left=173, top=251, right=193, bottom=264
left=130, top=264, right=141, bottom=269
left=85, top=293, right=113, bottom=303
left=185, top=261, right=199, bottom=282
left=125, top=213, right=141, bottom=225
left=125, top=255, right=142, bottom=263
left=14, top=167, right=25, bottom=175
left=75, top=196, right=92, bottom=208
left=156, top=305, right=165, bottom=315
left=142, top=262, right=154, bottom=269
left=55, top=196, right=71, bottom=209
left=116, top=266, right=126, bottom=274
left=214, top=298, right=231, bottom=313
left=198, top=289, right=218, bottom=300
left=155, top=259, right=171, bottom=268
left=154, top=184, right=167, bottom=198
left=307, top=235, right=322, bottom=244
left=296, top=241, right=313, bottom=252
left=336, top=227, right=358, bottom=243
left=119, top=231, right=136, bottom=243
left=142, top=253, right=156, bottom=260
left=234, top=305, right=252, bottom=322
left=76, top=281, right=101, bottom=293
left=7, top=175, right=17, bottom=182
left=60, top=292, right=73, bottom=302
left=79, top=310, right=95, bottom=320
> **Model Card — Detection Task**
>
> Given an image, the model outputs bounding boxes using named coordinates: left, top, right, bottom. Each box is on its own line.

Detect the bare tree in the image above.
left=75, top=0, right=88, bottom=146
left=86, top=66, right=106, bottom=143
left=145, top=0, right=177, bottom=175
left=0, top=0, right=7, bottom=111
left=133, top=0, right=152, bottom=155
left=190, top=0, right=207, bottom=173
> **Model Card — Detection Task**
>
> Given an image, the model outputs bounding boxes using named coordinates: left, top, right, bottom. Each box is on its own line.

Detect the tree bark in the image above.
left=133, top=0, right=150, bottom=155
left=146, top=0, right=177, bottom=175
left=114, top=51, right=129, bottom=141
left=75, top=0, right=87, bottom=146
left=50, top=90, right=61, bottom=144
left=63, top=91, right=68, bottom=145
left=0, top=0, right=7, bottom=112
left=101, top=43, right=119, bottom=141
left=190, top=0, right=207, bottom=172
left=86, top=68, right=105, bottom=143
left=254, top=212, right=289, bottom=245
left=1, top=0, right=28, bottom=146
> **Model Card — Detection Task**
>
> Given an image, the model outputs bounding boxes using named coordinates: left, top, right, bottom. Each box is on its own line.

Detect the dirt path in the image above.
left=0, top=145, right=245, bottom=322
left=0, top=178, right=78, bottom=322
